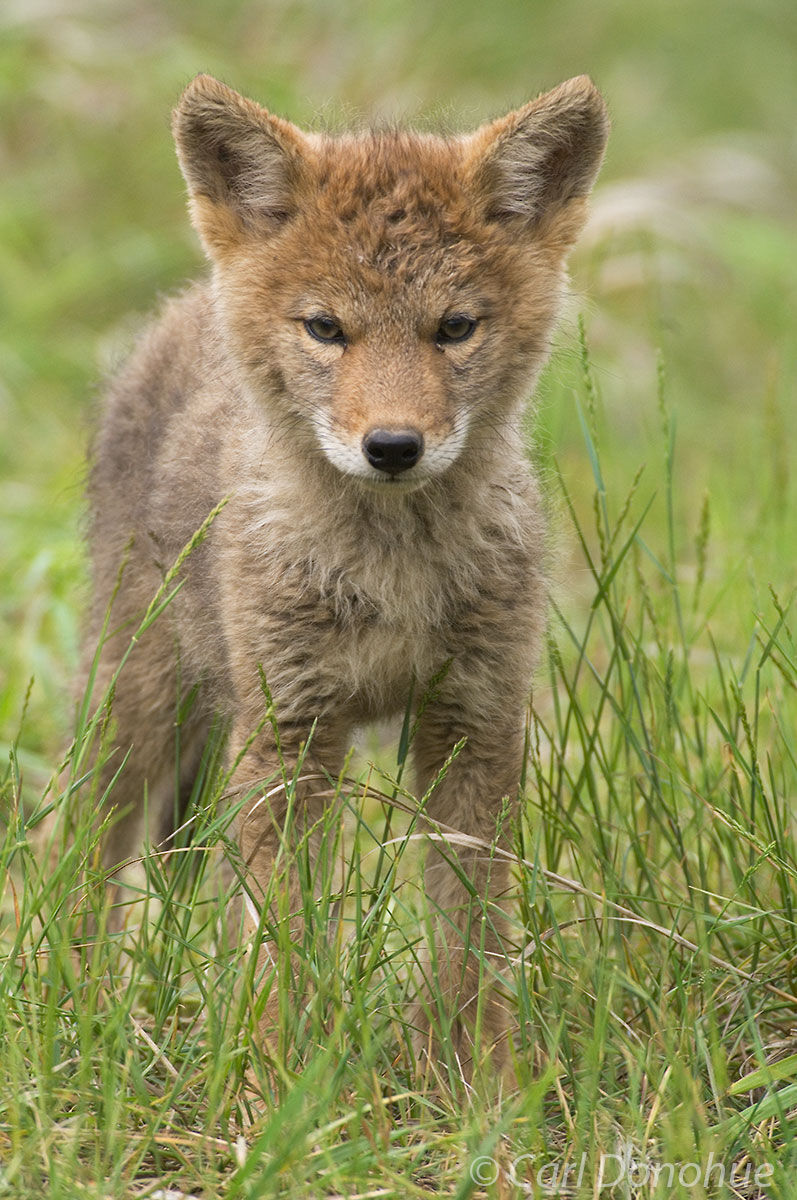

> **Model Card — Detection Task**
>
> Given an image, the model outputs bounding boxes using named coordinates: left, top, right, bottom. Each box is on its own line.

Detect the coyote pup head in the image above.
left=173, top=75, right=608, bottom=491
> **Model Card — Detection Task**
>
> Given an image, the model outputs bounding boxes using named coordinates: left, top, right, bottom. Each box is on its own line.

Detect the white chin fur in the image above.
left=311, top=411, right=470, bottom=487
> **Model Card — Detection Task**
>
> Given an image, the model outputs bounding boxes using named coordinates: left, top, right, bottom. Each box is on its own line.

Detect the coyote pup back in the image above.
left=81, top=74, right=608, bottom=1077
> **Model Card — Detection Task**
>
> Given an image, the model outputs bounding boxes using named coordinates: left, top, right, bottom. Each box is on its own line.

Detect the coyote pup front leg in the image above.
left=217, top=579, right=353, bottom=1036
left=410, top=611, right=538, bottom=1079
left=232, top=717, right=350, bottom=1038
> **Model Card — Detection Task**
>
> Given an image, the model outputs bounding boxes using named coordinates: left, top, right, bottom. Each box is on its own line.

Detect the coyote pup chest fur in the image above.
left=84, top=74, right=608, bottom=1076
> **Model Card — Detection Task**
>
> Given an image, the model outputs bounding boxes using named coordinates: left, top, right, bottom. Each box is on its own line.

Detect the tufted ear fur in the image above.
left=469, top=75, right=609, bottom=246
left=172, top=74, right=310, bottom=258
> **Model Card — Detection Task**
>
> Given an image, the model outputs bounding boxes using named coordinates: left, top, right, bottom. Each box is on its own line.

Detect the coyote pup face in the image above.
left=173, top=75, right=608, bottom=492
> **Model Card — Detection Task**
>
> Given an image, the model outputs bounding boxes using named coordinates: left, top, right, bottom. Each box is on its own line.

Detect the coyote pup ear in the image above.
left=471, top=76, right=609, bottom=246
left=172, top=75, right=309, bottom=258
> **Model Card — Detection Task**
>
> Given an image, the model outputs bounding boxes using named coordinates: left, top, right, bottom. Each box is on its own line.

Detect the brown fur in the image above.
left=76, top=74, right=608, bottom=1079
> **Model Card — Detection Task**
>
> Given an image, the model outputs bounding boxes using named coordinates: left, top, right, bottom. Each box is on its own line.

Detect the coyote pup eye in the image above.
left=304, top=316, right=346, bottom=344
left=436, top=315, right=477, bottom=345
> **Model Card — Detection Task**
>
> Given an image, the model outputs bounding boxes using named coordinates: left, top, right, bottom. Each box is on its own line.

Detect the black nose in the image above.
left=362, top=428, right=424, bottom=475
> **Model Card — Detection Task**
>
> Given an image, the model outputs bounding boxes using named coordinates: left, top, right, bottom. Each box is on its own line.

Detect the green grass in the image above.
left=2, top=0, right=797, bottom=1196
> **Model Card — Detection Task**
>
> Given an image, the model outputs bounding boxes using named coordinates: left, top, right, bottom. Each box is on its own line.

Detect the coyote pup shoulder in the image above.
left=82, top=74, right=608, bottom=1076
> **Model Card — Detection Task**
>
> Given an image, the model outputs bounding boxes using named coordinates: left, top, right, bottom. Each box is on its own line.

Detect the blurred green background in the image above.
left=2, top=0, right=796, bottom=767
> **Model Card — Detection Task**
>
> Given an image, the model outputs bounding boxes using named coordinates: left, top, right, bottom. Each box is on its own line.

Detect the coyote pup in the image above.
left=82, top=74, right=608, bottom=1076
